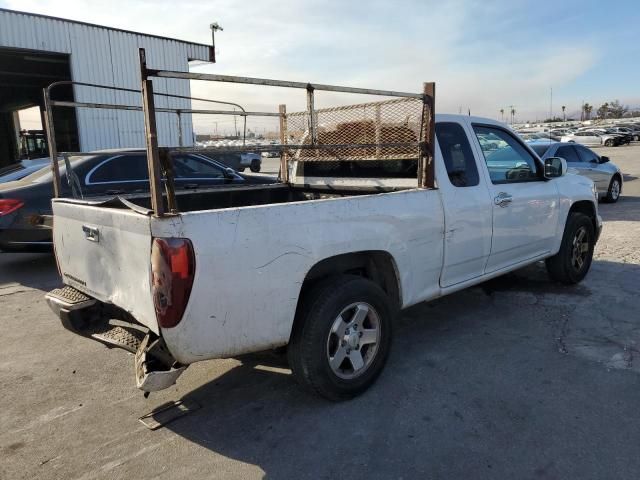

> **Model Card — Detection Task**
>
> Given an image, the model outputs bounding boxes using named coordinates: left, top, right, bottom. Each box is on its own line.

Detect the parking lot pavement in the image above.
left=1, top=146, right=640, bottom=480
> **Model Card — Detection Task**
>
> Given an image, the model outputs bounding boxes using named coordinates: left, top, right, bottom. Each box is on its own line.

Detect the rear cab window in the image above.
left=435, top=122, right=479, bottom=187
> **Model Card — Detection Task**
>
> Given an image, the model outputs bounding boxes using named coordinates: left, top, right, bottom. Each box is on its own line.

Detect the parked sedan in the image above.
left=0, top=158, right=49, bottom=183
left=0, top=150, right=276, bottom=252
left=529, top=141, right=622, bottom=202
left=561, top=131, right=621, bottom=147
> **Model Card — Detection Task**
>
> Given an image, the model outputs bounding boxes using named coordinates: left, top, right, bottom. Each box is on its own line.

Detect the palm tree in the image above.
left=500, top=108, right=504, bottom=122
left=562, top=105, right=566, bottom=121
left=510, top=108, right=516, bottom=124
left=584, top=103, right=593, bottom=120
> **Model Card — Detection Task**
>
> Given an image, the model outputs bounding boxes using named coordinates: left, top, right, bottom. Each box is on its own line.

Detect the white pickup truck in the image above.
left=45, top=112, right=601, bottom=400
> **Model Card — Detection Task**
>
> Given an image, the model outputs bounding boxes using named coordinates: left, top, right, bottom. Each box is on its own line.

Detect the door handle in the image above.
left=494, top=192, right=512, bottom=207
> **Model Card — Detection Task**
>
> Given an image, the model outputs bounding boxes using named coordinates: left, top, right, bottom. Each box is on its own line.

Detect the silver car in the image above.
left=529, top=141, right=622, bottom=202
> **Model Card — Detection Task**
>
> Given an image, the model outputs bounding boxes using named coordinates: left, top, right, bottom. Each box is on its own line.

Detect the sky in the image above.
left=4, top=0, right=640, bottom=133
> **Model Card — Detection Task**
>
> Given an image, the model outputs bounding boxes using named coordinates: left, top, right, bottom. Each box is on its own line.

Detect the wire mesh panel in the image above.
left=285, top=97, right=426, bottom=162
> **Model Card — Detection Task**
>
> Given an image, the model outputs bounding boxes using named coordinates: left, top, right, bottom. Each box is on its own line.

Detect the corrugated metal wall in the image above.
left=0, top=9, right=210, bottom=151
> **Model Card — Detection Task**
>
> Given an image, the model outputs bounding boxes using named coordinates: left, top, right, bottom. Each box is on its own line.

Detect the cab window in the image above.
left=472, top=125, right=540, bottom=184
left=435, top=122, right=479, bottom=187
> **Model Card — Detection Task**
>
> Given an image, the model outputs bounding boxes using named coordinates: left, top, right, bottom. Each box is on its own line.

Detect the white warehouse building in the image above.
left=0, top=8, right=213, bottom=167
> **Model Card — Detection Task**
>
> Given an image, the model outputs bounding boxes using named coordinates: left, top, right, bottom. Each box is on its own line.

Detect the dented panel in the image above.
left=151, top=189, right=445, bottom=364
left=52, top=201, right=158, bottom=333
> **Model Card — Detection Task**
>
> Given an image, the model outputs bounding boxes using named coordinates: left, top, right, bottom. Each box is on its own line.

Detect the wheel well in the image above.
left=299, top=251, right=401, bottom=309
left=569, top=200, right=597, bottom=231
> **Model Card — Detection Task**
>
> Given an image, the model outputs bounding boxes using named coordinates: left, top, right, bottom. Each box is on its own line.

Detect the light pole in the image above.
left=210, top=22, right=223, bottom=62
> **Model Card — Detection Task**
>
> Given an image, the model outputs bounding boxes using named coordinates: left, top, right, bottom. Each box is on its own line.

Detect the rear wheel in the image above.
left=546, top=213, right=595, bottom=284
left=604, top=176, right=621, bottom=203
left=604, top=139, right=614, bottom=147
left=250, top=160, right=261, bottom=172
left=287, top=275, right=393, bottom=400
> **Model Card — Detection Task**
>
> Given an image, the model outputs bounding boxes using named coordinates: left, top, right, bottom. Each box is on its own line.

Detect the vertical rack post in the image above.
left=306, top=85, right=317, bottom=145
left=139, top=48, right=165, bottom=217
left=420, top=82, right=436, bottom=189
left=176, top=111, right=183, bottom=147
left=43, top=87, right=61, bottom=197
left=279, top=104, right=288, bottom=183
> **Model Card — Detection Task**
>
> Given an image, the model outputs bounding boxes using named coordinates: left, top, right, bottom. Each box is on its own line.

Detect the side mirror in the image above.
left=224, top=167, right=236, bottom=178
left=544, top=157, right=567, bottom=178
left=599, top=156, right=610, bottom=164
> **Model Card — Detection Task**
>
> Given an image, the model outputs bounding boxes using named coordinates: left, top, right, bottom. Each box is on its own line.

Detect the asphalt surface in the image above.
left=1, top=145, right=639, bottom=480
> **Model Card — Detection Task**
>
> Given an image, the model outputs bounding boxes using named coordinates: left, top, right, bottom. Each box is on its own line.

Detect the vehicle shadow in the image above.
left=156, top=259, right=640, bottom=479
left=0, top=251, right=60, bottom=292
left=598, top=195, right=640, bottom=222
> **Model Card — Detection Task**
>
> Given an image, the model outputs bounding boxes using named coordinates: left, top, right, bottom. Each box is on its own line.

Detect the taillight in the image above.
left=0, top=199, right=24, bottom=216
left=151, top=238, right=195, bottom=329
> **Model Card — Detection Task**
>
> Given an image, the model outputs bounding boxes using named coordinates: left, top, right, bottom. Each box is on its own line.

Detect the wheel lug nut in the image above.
left=359, top=332, right=363, bottom=337
left=346, top=349, right=351, bottom=355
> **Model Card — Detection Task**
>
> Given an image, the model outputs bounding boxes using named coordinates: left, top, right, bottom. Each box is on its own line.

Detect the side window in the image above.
left=555, top=145, right=581, bottom=164
left=575, top=146, right=599, bottom=163
left=472, top=125, right=540, bottom=184
left=87, top=155, right=149, bottom=184
left=435, top=122, right=479, bottom=187
left=173, top=155, right=225, bottom=179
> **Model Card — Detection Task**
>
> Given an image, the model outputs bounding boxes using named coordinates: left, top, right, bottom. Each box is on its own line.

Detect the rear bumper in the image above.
left=45, top=286, right=185, bottom=392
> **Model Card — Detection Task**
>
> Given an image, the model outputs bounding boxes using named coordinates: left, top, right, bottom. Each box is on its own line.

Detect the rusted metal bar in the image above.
left=420, top=82, right=436, bottom=189
left=159, top=148, right=178, bottom=212
left=375, top=104, right=381, bottom=159
left=49, top=100, right=279, bottom=117
left=46, top=80, right=248, bottom=113
left=176, top=111, right=183, bottom=147
left=306, top=85, right=317, bottom=145
left=139, top=49, right=165, bottom=217
left=279, top=104, right=288, bottom=183
left=150, top=70, right=423, bottom=99
left=43, top=87, right=61, bottom=198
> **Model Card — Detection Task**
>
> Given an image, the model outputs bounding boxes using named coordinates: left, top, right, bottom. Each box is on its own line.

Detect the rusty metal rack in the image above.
left=45, top=47, right=435, bottom=217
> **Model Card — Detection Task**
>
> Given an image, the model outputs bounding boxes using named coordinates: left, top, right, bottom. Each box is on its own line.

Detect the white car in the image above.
left=46, top=114, right=601, bottom=400
left=561, top=131, right=619, bottom=147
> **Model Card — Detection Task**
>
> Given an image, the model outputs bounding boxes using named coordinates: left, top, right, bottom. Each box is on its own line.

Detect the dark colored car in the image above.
left=0, top=150, right=276, bottom=252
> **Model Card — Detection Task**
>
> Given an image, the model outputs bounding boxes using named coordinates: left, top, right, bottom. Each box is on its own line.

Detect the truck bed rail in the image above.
left=43, top=48, right=435, bottom=216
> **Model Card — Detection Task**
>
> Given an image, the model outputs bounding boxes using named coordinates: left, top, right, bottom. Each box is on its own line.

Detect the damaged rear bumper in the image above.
left=45, top=286, right=186, bottom=392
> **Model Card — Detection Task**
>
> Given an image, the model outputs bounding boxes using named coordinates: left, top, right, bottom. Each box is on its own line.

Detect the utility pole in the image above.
left=233, top=108, right=238, bottom=137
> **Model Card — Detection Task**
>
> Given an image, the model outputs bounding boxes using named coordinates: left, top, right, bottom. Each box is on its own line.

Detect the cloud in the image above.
left=3, top=0, right=607, bottom=131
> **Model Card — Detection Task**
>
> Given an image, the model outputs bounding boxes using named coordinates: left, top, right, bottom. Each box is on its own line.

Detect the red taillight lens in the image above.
left=0, top=199, right=24, bottom=216
left=151, top=238, right=196, bottom=329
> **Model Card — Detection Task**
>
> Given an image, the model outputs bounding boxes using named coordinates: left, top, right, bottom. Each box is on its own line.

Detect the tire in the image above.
left=604, top=139, right=613, bottom=147
left=604, top=175, right=621, bottom=203
left=287, top=275, right=394, bottom=401
left=545, top=213, right=595, bottom=284
left=250, top=160, right=261, bottom=172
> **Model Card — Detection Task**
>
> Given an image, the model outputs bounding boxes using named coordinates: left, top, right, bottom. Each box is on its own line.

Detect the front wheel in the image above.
left=287, top=275, right=393, bottom=400
left=250, top=160, right=261, bottom=172
left=546, top=213, right=595, bottom=284
left=604, top=139, right=614, bottom=147
left=604, top=176, right=621, bottom=203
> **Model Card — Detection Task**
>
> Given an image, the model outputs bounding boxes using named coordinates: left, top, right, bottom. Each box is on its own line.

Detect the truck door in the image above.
left=436, top=121, right=493, bottom=287
left=471, top=124, right=559, bottom=273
